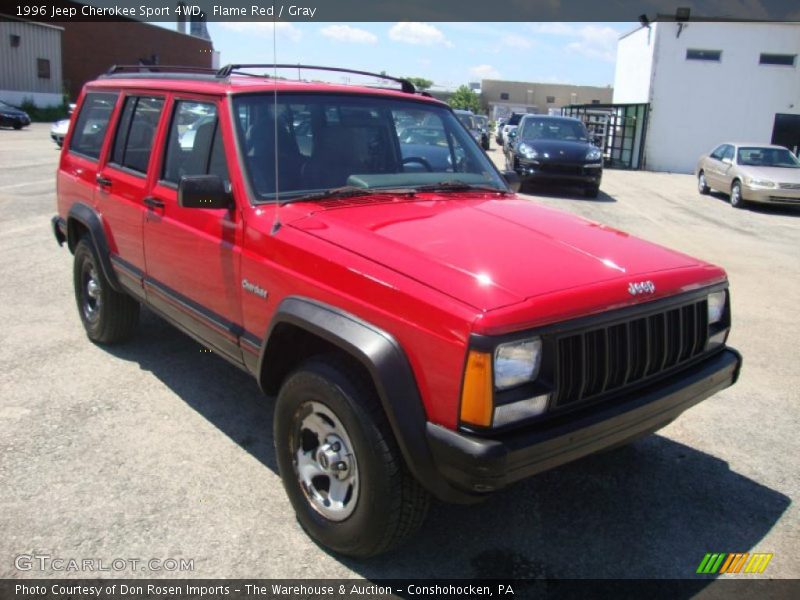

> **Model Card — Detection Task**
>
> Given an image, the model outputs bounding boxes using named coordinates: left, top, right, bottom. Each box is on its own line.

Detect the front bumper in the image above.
left=427, top=348, right=741, bottom=497
left=743, top=184, right=800, bottom=205
left=52, top=215, right=67, bottom=246
left=515, top=159, right=602, bottom=187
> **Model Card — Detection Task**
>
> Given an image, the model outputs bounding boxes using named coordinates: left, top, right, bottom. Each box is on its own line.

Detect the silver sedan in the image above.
left=695, top=143, right=800, bottom=209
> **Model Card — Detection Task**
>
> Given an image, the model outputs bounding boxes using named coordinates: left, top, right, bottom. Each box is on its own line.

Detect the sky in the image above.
left=191, top=22, right=635, bottom=90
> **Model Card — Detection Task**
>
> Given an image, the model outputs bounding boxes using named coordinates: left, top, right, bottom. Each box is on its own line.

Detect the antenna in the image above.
left=270, top=20, right=281, bottom=235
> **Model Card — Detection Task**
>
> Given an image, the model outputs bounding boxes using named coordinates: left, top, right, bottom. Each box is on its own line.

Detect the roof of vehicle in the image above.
left=520, top=114, right=582, bottom=123
left=85, top=65, right=446, bottom=107
left=723, top=142, right=791, bottom=149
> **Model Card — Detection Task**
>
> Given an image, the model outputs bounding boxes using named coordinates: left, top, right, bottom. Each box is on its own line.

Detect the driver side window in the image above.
left=709, top=145, right=726, bottom=160
left=721, top=145, right=735, bottom=162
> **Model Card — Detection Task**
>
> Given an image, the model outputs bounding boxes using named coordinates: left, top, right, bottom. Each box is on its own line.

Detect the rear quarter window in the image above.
left=68, top=92, right=119, bottom=160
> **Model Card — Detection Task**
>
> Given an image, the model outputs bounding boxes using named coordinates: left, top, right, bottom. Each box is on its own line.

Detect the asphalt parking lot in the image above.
left=1, top=124, right=798, bottom=582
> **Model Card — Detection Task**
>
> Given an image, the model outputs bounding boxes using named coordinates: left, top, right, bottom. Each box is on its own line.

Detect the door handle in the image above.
left=143, top=197, right=165, bottom=210
left=96, top=174, right=112, bottom=187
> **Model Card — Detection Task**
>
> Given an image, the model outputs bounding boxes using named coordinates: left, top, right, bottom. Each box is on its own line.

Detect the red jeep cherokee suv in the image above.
left=53, top=65, right=741, bottom=557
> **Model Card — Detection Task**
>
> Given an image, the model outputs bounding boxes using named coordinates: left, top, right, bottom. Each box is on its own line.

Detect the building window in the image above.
left=686, top=49, right=721, bottom=61
left=500, top=92, right=509, bottom=100
left=37, top=58, right=50, bottom=79
left=591, top=99, right=601, bottom=104
left=759, top=53, right=796, bottom=66
left=10, top=34, right=21, bottom=47
left=546, top=96, right=555, bottom=103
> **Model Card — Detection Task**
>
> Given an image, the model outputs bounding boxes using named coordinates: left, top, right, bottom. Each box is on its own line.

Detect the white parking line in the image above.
left=0, top=178, right=54, bottom=191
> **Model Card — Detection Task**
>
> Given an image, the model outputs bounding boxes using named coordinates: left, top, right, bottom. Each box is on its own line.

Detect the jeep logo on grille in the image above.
left=628, top=280, right=656, bottom=296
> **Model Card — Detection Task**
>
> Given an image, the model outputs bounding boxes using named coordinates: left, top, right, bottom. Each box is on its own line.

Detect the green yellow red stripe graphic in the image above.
left=696, top=552, right=773, bottom=574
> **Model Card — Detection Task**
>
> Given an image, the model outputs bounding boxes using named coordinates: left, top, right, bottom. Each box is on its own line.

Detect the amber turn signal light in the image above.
left=460, top=350, right=493, bottom=427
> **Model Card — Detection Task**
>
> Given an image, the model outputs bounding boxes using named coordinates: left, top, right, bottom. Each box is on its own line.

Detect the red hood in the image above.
left=288, top=194, right=722, bottom=314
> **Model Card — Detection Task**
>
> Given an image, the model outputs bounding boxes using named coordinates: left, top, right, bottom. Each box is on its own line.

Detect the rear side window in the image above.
left=110, top=96, right=164, bottom=174
left=69, top=92, right=118, bottom=160
left=162, top=101, right=228, bottom=184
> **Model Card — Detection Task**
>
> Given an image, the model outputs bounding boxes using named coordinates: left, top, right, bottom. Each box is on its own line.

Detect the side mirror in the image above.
left=508, top=131, right=517, bottom=140
left=721, top=157, right=733, bottom=165
left=502, top=170, right=521, bottom=193
left=178, top=175, right=233, bottom=209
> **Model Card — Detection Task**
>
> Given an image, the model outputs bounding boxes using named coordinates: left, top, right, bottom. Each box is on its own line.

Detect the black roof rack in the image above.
left=215, top=64, right=417, bottom=94
left=102, top=65, right=219, bottom=77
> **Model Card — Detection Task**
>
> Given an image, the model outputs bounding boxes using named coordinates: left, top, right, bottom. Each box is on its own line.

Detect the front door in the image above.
left=142, top=96, right=243, bottom=363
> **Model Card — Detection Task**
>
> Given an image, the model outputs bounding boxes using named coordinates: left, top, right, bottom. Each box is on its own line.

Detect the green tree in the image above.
left=449, top=85, right=480, bottom=113
left=405, top=77, right=433, bottom=91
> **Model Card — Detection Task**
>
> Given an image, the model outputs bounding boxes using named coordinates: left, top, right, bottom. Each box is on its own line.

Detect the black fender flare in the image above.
left=67, top=203, right=123, bottom=293
left=259, top=296, right=468, bottom=502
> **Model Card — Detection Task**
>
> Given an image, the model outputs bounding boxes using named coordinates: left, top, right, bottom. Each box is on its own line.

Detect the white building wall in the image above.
left=613, top=26, right=655, bottom=104
left=635, top=22, right=800, bottom=173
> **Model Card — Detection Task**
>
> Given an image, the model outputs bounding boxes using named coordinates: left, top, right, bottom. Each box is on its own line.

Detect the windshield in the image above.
left=520, top=118, right=589, bottom=142
left=233, top=93, right=505, bottom=201
left=737, top=147, right=800, bottom=168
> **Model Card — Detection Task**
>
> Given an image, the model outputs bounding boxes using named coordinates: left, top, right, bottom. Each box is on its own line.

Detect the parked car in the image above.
left=453, top=109, right=487, bottom=151
left=474, top=114, right=490, bottom=150
left=695, top=142, right=800, bottom=208
left=397, top=125, right=453, bottom=171
left=50, top=104, right=78, bottom=147
left=506, top=114, right=603, bottom=197
left=52, top=65, right=740, bottom=558
left=500, top=112, right=523, bottom=148
left=50, top=119, right=70, bottom=147
left=495, top=118, right=506, bottom=146
left=178, top=114, right=216, bottom=149
left=0, top=100, right=31, bottom=130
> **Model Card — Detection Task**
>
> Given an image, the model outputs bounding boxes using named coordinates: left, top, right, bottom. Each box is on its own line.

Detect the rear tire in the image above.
left=697, top=171, right=710, bottom=195
left=274, top=356, right=429, bottom=558
left=73, top=237, right=139, bottom=344
left=730, top=181, right=746, bottom=209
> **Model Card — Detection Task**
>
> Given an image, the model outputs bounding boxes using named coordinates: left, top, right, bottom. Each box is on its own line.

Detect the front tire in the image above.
left=730, top=180, right=746, bottom=209
left=274, top=357, right=429, bottom=558
left=697, top=171, right=710, bottom=195
left=73, top=237, right=139, bottom=344
left=583, top=185, right=600, bottom=198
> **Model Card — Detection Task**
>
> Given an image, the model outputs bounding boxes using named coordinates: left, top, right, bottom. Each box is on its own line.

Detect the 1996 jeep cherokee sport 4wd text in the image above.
left=52, top=65, right=742, bottom=558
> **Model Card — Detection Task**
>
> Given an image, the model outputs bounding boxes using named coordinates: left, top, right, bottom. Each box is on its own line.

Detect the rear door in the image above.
left=58, top=90, right=119, bottom=241
left=95, top=93, right=166, bottom=300
left=142, top=96, right=243, bottom=363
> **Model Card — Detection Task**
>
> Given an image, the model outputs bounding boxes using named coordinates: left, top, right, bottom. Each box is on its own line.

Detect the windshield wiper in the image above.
left=278, top=186, right=415, bottom=206
left=414, top=180, right=510, bottom=194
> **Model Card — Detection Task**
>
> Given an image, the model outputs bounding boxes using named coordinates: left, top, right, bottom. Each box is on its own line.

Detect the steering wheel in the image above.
left=402, top=156, right=433, bottom=172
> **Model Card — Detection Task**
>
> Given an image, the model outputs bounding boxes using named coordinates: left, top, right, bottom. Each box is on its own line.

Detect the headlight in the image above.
left=517, top=143, right=539, bottom=160
left=585, top=147, right=602, bottom=161
left=746, top=178, right=775, bottom=188
left=494, top=338, right=542, bottom=390
left=707, top=291, right=726, bottom=324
